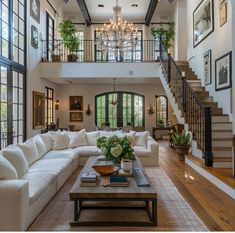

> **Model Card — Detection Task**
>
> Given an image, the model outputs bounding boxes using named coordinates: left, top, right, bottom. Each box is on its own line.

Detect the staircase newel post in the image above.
left=167, top=54, right=171, bottom=83
left=204, top=107, right=213, bottom=167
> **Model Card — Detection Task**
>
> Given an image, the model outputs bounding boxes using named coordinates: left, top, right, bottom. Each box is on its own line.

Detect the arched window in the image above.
left=95, top=92, right=145, bottom=128
left=156, top=95, right=168, bottom=127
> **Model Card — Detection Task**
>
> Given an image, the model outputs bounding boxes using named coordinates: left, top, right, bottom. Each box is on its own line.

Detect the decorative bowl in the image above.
left=92, top=165, right=120, bottom=176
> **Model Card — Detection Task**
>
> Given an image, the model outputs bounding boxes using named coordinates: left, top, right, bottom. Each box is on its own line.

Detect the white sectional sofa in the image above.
left=0, top=129, right=159, bottom=230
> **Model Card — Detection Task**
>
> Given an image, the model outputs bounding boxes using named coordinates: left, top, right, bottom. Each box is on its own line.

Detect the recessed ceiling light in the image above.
left=131, top=4, right=138, bottom=7
left=98, top=4, right=104, bottom=7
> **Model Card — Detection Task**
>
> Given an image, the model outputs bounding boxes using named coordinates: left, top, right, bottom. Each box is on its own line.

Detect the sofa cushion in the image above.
left=131, top=131, right=150, bottom=147
left=67, top=129, right=87, bottom=148
left=22, top=171, right=56, bottom=204
left=38, top=133, right=53, bottom=152
left=2, top=145, right=28, bottom=178
left=86, top=131, right=100, bottom=146
left=100, top=130, right=124, bottom=138
left=74, top=146, right=101, bottom=157
left=0, top=154, right=18, bottom=179
left=34, top=135, right=47, bottom=158
left=17, top=138, right=39, bottom=166
left=41, top=148, right=79, bottom=162
left=50, top=132, right=69, bottom=150
left=133, top=146, right=151, bottom=157
left=28, top=159, right=72, bottom=177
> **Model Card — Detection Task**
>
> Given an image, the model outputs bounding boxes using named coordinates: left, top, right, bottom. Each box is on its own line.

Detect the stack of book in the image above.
left=109, top=175, right=129, bottom=187
left=80, top=171, right=98, bottom=187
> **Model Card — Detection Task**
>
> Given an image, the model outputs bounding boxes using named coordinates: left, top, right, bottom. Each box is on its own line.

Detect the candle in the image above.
left=182, top=71, right=185, bottom=77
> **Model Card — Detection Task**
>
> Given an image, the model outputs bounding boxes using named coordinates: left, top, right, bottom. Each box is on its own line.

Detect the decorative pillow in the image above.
left=50, top=132, right=69, bottom=150
left=34, top=135, right=48, bottom=158
left=86, top=131, right=100, bottom=146
left=130, top=131, right=150, bottom=147
left=100, top=130, right=124, bottom=138
left=2, top=145, right=28, bottom=178
left=38, top=132, right=53, bottom=152
left=18, top=138, right=39, bottom=166
left=67, top=129, right=87, bottom=148
left=0, top=154, right=18, bottom=180
left=124, top=131, right=136, bottom=146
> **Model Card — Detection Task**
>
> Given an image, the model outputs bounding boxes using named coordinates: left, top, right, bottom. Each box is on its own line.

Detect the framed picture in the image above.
left=31, top=25, right=38, bottom=49
left=33, top=91, right=45, bottom=129
left=204, top=49, right=212, bottom=85
left=193, top=0, right=214, bottom=47
left=69, top=96, right=83, bottom=111
left=70, top=112, right=83, bottom=122
left=220, top=0, right=227, bottom=27
left=30, top=0, right=40, bottom=24
left=215, top=51, right=232, bottom=91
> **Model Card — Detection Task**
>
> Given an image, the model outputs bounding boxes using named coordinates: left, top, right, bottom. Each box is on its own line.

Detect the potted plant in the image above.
left=58, top=19, right=79, bottom=62
left=172, top=128, right=191, bottom=161
left=151, top=22, right=175, bottom=53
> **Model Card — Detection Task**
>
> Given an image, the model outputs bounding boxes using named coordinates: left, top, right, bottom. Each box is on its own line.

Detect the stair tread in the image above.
left=212, top=147, right=233, bottom=151
left=214, top=157, right=232, bottom=162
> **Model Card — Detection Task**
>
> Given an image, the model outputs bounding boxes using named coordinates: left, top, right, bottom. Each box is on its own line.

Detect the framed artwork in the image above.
left=70, top=112, right=83, bottom=122
left=193, top=0, right=214, bottom=48
left=30, top=0, right=40, bottom=24
left=33, top=91, right=45, bottom=129
left=215, top=51, right=232, bottom=91
left=220, top=0, right=227, bottom=27
left=69, top=96, right=83, bottom=111
left=31, top=25, right=38, bottom=49
left=204, top=49, right=212, bottom=85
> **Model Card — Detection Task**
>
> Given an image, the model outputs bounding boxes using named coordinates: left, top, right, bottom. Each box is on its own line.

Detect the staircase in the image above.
left=159, top=51, right=234, bottom=171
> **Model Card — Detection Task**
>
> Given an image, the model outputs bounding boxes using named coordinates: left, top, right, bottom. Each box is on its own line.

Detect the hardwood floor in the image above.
left=158, top=140, right=235, bottom=231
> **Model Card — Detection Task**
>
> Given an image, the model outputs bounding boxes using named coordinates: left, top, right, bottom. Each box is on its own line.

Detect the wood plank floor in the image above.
left=158, top=140, right=235, bottom=231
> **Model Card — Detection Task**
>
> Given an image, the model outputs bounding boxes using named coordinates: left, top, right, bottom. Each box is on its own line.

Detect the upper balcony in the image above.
left=39, top=40, right=162, bottom=81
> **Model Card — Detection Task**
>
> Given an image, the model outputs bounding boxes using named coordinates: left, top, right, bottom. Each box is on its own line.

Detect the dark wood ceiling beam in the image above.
left=145, top=0, right=159, bottom=26
left=76, top=0, right=91, bottom=26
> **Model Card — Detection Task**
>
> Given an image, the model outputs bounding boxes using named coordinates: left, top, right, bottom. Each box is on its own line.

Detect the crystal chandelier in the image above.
left=96, top=0, right=138, bottom=61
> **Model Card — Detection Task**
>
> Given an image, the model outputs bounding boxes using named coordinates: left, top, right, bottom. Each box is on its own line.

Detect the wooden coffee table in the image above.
left=69, top=156, right=157, bottom=226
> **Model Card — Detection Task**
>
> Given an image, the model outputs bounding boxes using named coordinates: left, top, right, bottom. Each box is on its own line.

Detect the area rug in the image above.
left=29, top=167, right=208, bottom=231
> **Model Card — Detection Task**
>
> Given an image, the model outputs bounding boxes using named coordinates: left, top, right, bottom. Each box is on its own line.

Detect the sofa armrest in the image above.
left=0, top=180, right=29, bottom=231
left=147, top=138, right=159, bottom=165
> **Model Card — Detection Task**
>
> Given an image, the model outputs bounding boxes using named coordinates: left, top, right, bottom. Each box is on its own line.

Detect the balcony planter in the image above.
left=67, top=54, right=77, bottom=62
left=51, top=54, right=61, bottom=62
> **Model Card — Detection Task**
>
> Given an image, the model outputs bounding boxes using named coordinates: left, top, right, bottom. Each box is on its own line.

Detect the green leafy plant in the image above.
left=58, top=19, right=79, bottom=54
left=172, top=128, right=191, bottom=147
left=97, top=135, right=135, bottom=164
left=151, top=22, right=175, bottom=50
left=157, top=117, right=168, bottom=128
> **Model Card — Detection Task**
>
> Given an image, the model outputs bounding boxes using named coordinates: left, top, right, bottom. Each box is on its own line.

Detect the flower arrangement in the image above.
left=97, top=135, right=135, bottom=164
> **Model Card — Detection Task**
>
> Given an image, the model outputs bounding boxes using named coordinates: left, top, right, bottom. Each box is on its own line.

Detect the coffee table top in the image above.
left=69, top=156, right=157, bottom=200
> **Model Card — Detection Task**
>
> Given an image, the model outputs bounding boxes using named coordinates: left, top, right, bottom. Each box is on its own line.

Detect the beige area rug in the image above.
left=29, top=168, right=208, bottom=231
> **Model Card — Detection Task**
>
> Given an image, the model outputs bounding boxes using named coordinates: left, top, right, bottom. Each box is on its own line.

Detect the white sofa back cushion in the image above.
left=131, top=131, right=150, bottom=147
left=38, top=132, right=53, bottom=152
left=86, top=131, right=100, bottom=146
left=34, top=135, right=48, bottom=158
left=18, top=138, right=39, bottom=166
left=67, top=129, right=87, bottom=148
left=100, top=130, right=124, bottom=138
left=0, top=154, right=18, bottom=179
left=2, top=145, right=28, bottom=178
left=50, top=132, right=69, bottom=150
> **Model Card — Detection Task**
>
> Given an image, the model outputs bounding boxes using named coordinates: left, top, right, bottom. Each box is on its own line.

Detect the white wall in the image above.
left=56, top=83, right=172, bottom=132
left=187, top=0, right=234, bottom=133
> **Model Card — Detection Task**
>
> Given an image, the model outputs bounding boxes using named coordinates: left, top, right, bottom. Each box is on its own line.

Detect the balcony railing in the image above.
left=41, top=39, right=161, bottom=63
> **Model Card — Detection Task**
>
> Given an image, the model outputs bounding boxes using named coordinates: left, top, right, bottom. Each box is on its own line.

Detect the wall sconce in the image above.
left=55, top=100, right=60, bottom=110
left=148, top=104, right=155, bottom=115
left=85, top=104, right=91, bottom=115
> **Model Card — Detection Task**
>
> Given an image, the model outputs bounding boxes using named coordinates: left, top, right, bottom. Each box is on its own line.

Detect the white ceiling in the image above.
left=43, top=77, right=161, bottom=85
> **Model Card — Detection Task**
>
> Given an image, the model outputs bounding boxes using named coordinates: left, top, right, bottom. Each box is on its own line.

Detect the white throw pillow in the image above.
left=50, top=132, right=69, bottom=150
left=34, top=135, right=48, bottom=158
left=2, top=145, right=28, bottom=178
left=18, top=138, right=39, bottom=166
left=39, top=132, right=53, bottom=152
left=124, top=131, right=136, bottom=146
left=86, top=131, right=100, bottom=146
left=67, top=129, right=87, bottom=148
left=0, top=154, right=18, bottom=180
left=131, top=131, right=150, bottom=147
left=100, top=130, right=124, bottom=138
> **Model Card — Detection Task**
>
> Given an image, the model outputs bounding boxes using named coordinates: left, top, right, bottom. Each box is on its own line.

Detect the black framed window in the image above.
left=46, top=12, right=54, bottom=61
left=156, top=95, right=168, bottom=126
left=75, top=31, right=84, bottom=62
left=94, top=30, right=143, bottom=62
left=45, top=87, right=54, bottom=126
left=95, top=92, right=144, bottom=128
left=0, top=0, right=26, bottom=149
